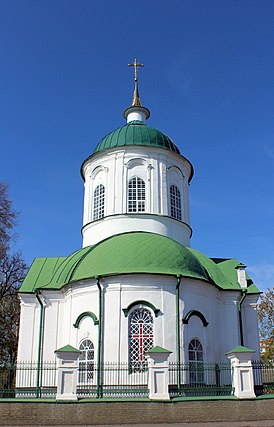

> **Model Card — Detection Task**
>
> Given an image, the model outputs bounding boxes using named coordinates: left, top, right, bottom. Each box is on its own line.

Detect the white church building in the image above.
left=17, top=61, right=260, bottom=385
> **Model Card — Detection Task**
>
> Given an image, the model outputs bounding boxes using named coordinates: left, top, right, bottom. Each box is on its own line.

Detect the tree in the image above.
left=258, top=287, right=274, bottom=362
left=0, top=183, right=16, bottom=259
left=0, top=183, right=27, bottom=363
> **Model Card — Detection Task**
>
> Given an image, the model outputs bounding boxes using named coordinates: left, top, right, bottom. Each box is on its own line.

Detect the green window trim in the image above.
left=73, top=311, right=99, bottom=328
left=182, top=310, right=209, bottom=327
left=122, top=300, right=160, bottom=317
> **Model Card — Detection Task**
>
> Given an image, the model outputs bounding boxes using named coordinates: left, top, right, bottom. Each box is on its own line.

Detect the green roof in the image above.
left=55, top=344, right=81, bottom=353
left=211, top=258, right=259, bottom=293
left=19, top=232, right=260, bottom=295
left=20, top=257, right=66, bottom=293
left=188, top=249, right=232, bottom=289
left=226, top=345, right=255, bottom=354
left=93, top=120, right=180, bottom=154
left=146, top=345, right=172, bottom=354
left=20, top=232, right=208, bottom=292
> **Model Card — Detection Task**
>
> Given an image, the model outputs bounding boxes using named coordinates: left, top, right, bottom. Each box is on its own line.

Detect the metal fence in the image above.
left=253, top=360, right=274, bottom=395
left=3, top=360, right=274, bottom=399
left=77, top=362, right=148, bottom=398
left=0, top=361, right=148, bottom=399
left=0, top=362, right=57, bottom=398
left=168, top=362, right=233, bottom=397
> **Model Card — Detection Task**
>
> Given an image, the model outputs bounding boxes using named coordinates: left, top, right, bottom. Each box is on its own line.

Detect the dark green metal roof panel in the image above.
left=94, top=121, right=180, bottom=154
left=20, top=233, right=209, bottom=292
left=19, top=233, right=260, bottom=295
left=68, top=232, right=207, bottom=284
left=43, top=246, right=93, bottom=290
left=213, top=258, right=260, bottom=294
left=188, top=248, right=234, bottom=290
left=19, top=257, right=66, bottom=293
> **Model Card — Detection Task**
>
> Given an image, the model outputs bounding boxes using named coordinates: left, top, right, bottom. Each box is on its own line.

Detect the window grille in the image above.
left=129, top=308, right=153, bottom=372
left=128, top=177, right=145, bottom=213
left=188, top=338, right=204, bottom=384
left=78, top=339, right=94, bottom=384
left=170, top=185, right=182, bottom=220
left=93, top=184, right=105, bottom=221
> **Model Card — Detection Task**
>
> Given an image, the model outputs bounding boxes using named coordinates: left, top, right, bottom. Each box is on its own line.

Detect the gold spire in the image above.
left=128, top=58, right=144, bottom=106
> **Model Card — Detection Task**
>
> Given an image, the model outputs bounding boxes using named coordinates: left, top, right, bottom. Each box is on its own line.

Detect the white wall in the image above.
left=17, top=276, right=258, bottom=366
left=81, top=146, right=193, bottom=247
left=242, top=295, right=260, bottom=358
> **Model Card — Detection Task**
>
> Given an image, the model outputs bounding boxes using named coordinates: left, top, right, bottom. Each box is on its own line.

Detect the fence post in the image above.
left=226, top=345, right=256, bottom=399
left=146, top=345, right=172, bottom=400
left=55, top=344, right=81, bottom=401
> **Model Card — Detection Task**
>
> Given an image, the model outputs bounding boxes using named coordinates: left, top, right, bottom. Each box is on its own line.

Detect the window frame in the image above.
left=127, top=177, right=146, bottom=213
left=128, top=307, right=154, bottom=372
left=170, top=184, right=182, bottom=221
left=78, top=339, right=95, bottom=385
left=93, top=184, right=105, bottom=221
left=188, top=338, right=204, bottom=384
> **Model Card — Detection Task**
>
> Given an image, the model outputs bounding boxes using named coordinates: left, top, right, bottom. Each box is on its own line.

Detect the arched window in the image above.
left=188, top=339, right=204, bottom=384
left=128, top=177, right=145, bottom=213
left=129, top=308, right=153, bottom=372
left=78, top=339, right=94, bottom=384
left=93, top=184, right=105, bottom=221
left=170, top=185, right=182, bottom=220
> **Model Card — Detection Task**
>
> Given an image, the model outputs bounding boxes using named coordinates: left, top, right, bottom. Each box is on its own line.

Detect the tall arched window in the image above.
left=170, top=185, right=182, bottom=220
left=129, top=308, right=153, bottom=372
left=188, top=339, right=204, bottom=384
left=93, top=184, right=105, bottom=221
left=78, top=339, right=94, bottom=384
left=128, top=177, right=145, bottom=213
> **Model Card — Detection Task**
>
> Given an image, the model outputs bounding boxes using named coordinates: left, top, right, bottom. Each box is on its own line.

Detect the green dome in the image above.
left=93, top=121, right=180, bottom=154
left=43, top=232, right=208, bottom=290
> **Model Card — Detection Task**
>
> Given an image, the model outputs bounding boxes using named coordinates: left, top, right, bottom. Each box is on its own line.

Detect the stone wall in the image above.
left=0, top=398, right=273, bottom=425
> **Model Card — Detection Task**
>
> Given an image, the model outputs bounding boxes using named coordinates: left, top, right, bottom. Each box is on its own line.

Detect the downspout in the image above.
left=237, top=289, right=247, bottom=346
left=96, top=277, right=103, bottom=398
left=35, top=290, right=45, bottom=398
left=176, top=275, right=182, bottom=396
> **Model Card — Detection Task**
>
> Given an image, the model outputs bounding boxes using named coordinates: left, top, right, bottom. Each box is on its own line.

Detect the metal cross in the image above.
left=131, top=322, right=153, bottom=361
left=128, top=58, right=144, bottom=82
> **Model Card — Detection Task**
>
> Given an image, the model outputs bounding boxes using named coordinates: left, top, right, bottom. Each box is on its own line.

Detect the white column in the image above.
left=55, top=345, right=81, bottom=401
left=146, top=346, right=172, bottom=400
left=226, top=346, right=256, bottom=399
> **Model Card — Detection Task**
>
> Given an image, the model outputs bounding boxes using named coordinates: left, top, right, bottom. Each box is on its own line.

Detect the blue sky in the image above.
left=1, top=0, right=274, bottom=291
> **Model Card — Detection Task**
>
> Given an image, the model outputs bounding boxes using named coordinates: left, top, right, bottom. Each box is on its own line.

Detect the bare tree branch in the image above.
left=0, top=182, right=27, bottom=362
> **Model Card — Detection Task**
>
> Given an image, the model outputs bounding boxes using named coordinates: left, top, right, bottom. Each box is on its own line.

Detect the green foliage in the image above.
left=258, top=287, right=274, bottom=362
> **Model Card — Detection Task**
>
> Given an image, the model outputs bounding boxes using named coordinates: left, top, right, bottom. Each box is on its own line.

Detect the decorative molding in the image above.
left=90, top=165, right=108, bottom=180
left=182, top=310, right=209, bottom=327
left=122, top=300, right=160, bottom=317
left=73, top=311, right=99, bottom=328
left=125, top=158, right=148, bottom=169
left=167, top=165, right=185, bottom=178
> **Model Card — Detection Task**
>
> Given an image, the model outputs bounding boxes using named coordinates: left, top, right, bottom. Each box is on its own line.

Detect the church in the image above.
left=17, top=60, right=260, bottom=381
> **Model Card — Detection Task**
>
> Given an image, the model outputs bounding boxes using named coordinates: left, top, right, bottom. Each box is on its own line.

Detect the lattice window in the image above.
left=188, top=338, right=204, bottom=384
left=129, top=308, right=154, bottom=372
left=93, top=184, right=105, bottom=221
left=170, top=185, right=182, bottom=220
left=128, top=177, right=145, bottom=213
left=78, top=339, right=94, bottom=384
